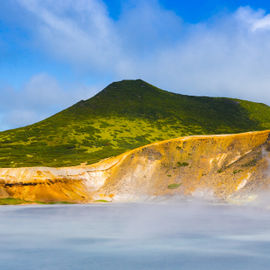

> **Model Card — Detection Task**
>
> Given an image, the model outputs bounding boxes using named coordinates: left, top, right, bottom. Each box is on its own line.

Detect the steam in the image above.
left=1, top=202, right=270, bottom=269
left=238, top=147, right=270, bottom=208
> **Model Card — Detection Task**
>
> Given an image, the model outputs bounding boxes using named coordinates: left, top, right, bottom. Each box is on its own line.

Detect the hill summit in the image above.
left=1, top=79, right=270, bottom=167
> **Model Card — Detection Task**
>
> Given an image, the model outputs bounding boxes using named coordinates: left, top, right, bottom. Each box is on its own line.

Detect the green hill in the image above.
left=1, top=79, right=270, bottom=168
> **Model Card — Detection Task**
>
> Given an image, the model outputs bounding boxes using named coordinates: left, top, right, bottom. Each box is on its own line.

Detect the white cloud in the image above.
left=14, top=1, right=270, bottom=104
left=236, top=7, right=270, bottom=32
left=114, top=5, right=270, bottom=103
left=0, top=73, right=99, bottom=130
left=17, top=0, right=127, bottom=73
left=24, top=73, right=64, bottom=108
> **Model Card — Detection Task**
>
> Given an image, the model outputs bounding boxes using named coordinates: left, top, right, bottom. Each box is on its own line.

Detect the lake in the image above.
left=1, top=200, right=270, bottom=270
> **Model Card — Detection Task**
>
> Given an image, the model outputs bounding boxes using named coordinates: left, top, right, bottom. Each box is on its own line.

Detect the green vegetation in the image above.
left=37, top=201, right=75, bottom=205
left=177, top=162, right=189, bottom=167
left=0, top=198, right=31, bottom=205
left=242, top=159, right=258, bottom=167
left=0, top=198, right=75, bottom=205
left=1, top=79, right=270, bottom=168
left=233, top=169, right=243, bottom=174
left=94, top=200, right=110, bottom=203
left=168, top=183, right=181, bottom=189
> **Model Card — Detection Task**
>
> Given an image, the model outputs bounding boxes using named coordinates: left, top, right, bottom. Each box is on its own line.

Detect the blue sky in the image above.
left=1, top=0, right=270, bottom=130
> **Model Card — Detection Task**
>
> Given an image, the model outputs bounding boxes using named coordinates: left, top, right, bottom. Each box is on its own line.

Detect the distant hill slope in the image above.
left=1, top=79, right=270, bottom=167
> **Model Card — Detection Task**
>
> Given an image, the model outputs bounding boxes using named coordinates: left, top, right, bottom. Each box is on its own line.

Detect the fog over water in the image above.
left=1, top=201, right=270, bottom=270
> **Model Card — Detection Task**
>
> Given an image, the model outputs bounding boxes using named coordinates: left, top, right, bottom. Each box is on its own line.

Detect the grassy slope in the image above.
left=0, top=198, right=74, bottom=205
left=1, top=79, right=270, bottom=168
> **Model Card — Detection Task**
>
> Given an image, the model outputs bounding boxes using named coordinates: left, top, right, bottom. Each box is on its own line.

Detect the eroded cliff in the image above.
left=1, top=130, right=270, bottom=204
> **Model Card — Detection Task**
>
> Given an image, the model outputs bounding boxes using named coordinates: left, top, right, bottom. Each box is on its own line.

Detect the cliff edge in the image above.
left=1, top=130, right=270, bottom=204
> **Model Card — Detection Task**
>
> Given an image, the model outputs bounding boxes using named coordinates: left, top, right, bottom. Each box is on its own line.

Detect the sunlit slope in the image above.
left=1, top=79, right=270, bottom=167
left=0, top=130, right=270, bottom=204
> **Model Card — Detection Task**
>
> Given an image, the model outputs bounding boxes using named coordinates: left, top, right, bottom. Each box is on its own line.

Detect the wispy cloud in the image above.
left=17, top=0, right=126, bottom=73
left=15, top=1, right=270, bottom=100
left=0, top=73, right=98, bottom=130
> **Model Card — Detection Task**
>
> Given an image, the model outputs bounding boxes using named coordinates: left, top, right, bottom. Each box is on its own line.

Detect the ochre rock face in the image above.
left=0, top=130, right=270, bottom=203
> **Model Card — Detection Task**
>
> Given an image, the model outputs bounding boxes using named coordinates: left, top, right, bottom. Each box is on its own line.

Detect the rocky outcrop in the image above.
left=1, top=130, right=270, bottom=204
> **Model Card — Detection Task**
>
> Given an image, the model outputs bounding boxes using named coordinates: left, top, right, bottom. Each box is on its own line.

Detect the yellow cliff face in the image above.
left=0, top=130, right=270, bottom=204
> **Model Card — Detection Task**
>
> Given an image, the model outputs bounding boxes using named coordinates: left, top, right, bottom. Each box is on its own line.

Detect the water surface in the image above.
left=1, top=202, right=270, bottom=270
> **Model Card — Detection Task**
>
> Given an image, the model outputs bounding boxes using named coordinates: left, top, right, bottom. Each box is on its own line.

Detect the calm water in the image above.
left=1, top=201, right=270, bottom=270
